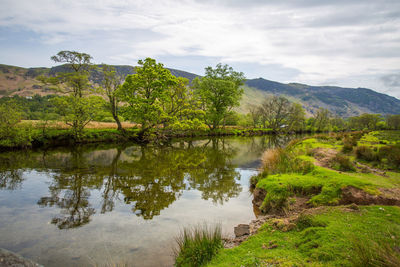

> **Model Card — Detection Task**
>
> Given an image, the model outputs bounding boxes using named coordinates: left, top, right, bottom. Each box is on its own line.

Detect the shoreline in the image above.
left=0, top=127, right=320, bottom=152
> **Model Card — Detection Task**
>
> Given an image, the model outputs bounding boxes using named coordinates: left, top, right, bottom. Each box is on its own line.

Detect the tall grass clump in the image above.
left=261, top=145, right=314, bottom=175
left=173, top=223, right=223, bottom=267
left=350, top=236, right=400, bottom=267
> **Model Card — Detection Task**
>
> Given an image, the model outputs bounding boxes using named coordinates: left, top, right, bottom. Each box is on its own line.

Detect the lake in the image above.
left=0, top=135, right=296, bottom=266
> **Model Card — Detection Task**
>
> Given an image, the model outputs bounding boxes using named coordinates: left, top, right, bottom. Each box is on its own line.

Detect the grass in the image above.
left=173, top=224, right=223, bottom=267
left=207, top=206, right=400, bottom=267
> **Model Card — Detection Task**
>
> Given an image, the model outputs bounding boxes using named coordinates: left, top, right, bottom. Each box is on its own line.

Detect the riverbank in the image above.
left=207, top=131, right=400, bottom=266
left=0, top=123, right=304, bottom=151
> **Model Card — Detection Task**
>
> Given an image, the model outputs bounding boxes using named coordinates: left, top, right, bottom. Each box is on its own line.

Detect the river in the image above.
left=0, top=135, right=296, bottom=266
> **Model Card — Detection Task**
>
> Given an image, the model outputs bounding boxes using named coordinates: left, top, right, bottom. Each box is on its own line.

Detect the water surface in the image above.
left=0, top=135, right=295, bottom=266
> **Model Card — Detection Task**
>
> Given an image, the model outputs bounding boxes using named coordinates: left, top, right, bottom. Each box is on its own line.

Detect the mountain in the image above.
left=1, top=63, right=399, bottom=117
left=243, top=78, right=400, bottom=116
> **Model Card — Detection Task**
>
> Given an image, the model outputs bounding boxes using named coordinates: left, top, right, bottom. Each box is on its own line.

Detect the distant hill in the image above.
left=243, top=78, right=400, bottom=116
left=1, top=63, right=399, bottom=117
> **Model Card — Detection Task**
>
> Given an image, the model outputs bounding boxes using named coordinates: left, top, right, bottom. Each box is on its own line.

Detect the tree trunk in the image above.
left=113, top=113, right=123, bottom=131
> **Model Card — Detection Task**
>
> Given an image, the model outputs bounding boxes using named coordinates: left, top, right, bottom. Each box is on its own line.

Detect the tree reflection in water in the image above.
left=6, top=138, right=243, bottom=228
left=0, top=135, right=302, bottom=229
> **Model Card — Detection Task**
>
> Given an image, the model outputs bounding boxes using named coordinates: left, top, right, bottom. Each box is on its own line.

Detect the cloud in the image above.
left=0, top=0, right=400, bottom=98
left=381, top=73, right=400, bottom=87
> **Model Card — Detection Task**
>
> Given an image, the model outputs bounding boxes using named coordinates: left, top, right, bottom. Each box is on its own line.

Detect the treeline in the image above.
left=1, top=50, right=400, bottom=148
left=244, top=99, right=400, bottom=132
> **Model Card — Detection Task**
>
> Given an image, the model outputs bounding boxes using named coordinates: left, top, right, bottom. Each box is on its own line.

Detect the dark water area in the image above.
left=0, top=135, right=298, bottom=266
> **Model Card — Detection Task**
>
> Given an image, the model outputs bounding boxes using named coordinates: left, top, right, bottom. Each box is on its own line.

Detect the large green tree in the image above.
left=118, top=58, right=178, bottom=135
left=192, top=64, right=245, bottom=130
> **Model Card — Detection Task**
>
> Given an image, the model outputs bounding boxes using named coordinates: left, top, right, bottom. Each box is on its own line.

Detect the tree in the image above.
left=161, top=77, right=206, bottom=131
left=387, top=114, right=400, bottom=130
left=192, top=64, right=245, bottom=130
left=287, top=103, right=306, bottom=131
left=248, top=104, right=262, bottom=127
left=118, top=58, right=178, bottom=136
left=41, top=51, right=100, bottom=140
left=99, top=64, right=124, bottom=131
left=259, top=96, right=293, bottom=131
left=348, top=113, right=382, bottom=130
left=314, top=108, right=331, bottom=131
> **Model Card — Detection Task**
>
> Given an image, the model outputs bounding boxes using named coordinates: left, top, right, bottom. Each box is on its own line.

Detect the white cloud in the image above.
left=1, top=0, right=400, bottom=97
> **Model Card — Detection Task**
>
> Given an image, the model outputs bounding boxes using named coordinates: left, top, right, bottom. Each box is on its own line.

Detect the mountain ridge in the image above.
left=1, top=63, right=399, bottom=117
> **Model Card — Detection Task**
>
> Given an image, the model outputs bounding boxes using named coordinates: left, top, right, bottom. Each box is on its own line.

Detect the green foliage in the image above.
left=192, top=63, right=245, bottom=130
left=119, top=58, right=180, bottom=132
left=0, top=102, right=32, bottom=148
left=51, top=95, right=103, bottom=140
left=174, top=224, right=223, bottom=267
left=349, top=113, right=383, bottom=130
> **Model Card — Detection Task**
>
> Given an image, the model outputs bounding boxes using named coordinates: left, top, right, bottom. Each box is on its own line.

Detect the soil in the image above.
left=312, top=147, right=337, bottom=168
left=340, top=186, right=400, bottom=206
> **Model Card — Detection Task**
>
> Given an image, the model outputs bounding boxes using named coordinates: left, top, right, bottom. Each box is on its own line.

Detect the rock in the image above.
left=234, top=224, right=250, bottom=237
left=0, top=248, right=43, bottom=267
left=348, top=203, right=359, bottom=210
left=270, top=218, right=296, bottom=232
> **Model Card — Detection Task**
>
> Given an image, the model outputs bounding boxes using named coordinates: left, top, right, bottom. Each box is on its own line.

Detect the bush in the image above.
left=379, top=145, right=400, bottom=170
left=331, top=153, right=356, bottom=172
left=342, top=136, right=356, bottom=153
left=174, top=224, right=223, bottom=267
left=355, top=146, right=378, bottom=162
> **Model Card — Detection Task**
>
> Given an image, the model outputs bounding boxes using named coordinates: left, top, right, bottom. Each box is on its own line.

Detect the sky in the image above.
left=1, top=0, right=400, bottom=98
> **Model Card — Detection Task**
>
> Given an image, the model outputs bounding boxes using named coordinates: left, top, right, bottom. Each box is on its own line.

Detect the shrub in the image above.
left=355, top=146, right=378, bottom=162
left=174, top=224, right=223, bottom=267
left=379, top=145, right=400, bottom=170
left=331, top=153, right=356, bottom=172
left=342, top=136, right=356, bottom=153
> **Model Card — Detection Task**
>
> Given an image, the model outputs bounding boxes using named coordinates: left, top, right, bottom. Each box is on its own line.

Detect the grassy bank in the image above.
left=208, top=205, right=400, bottom=266
left=0, top=121, right=282, bottom=150
left=204, top=131, right=400, bottom=266
left=252, top=131, right=400, bottom=213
